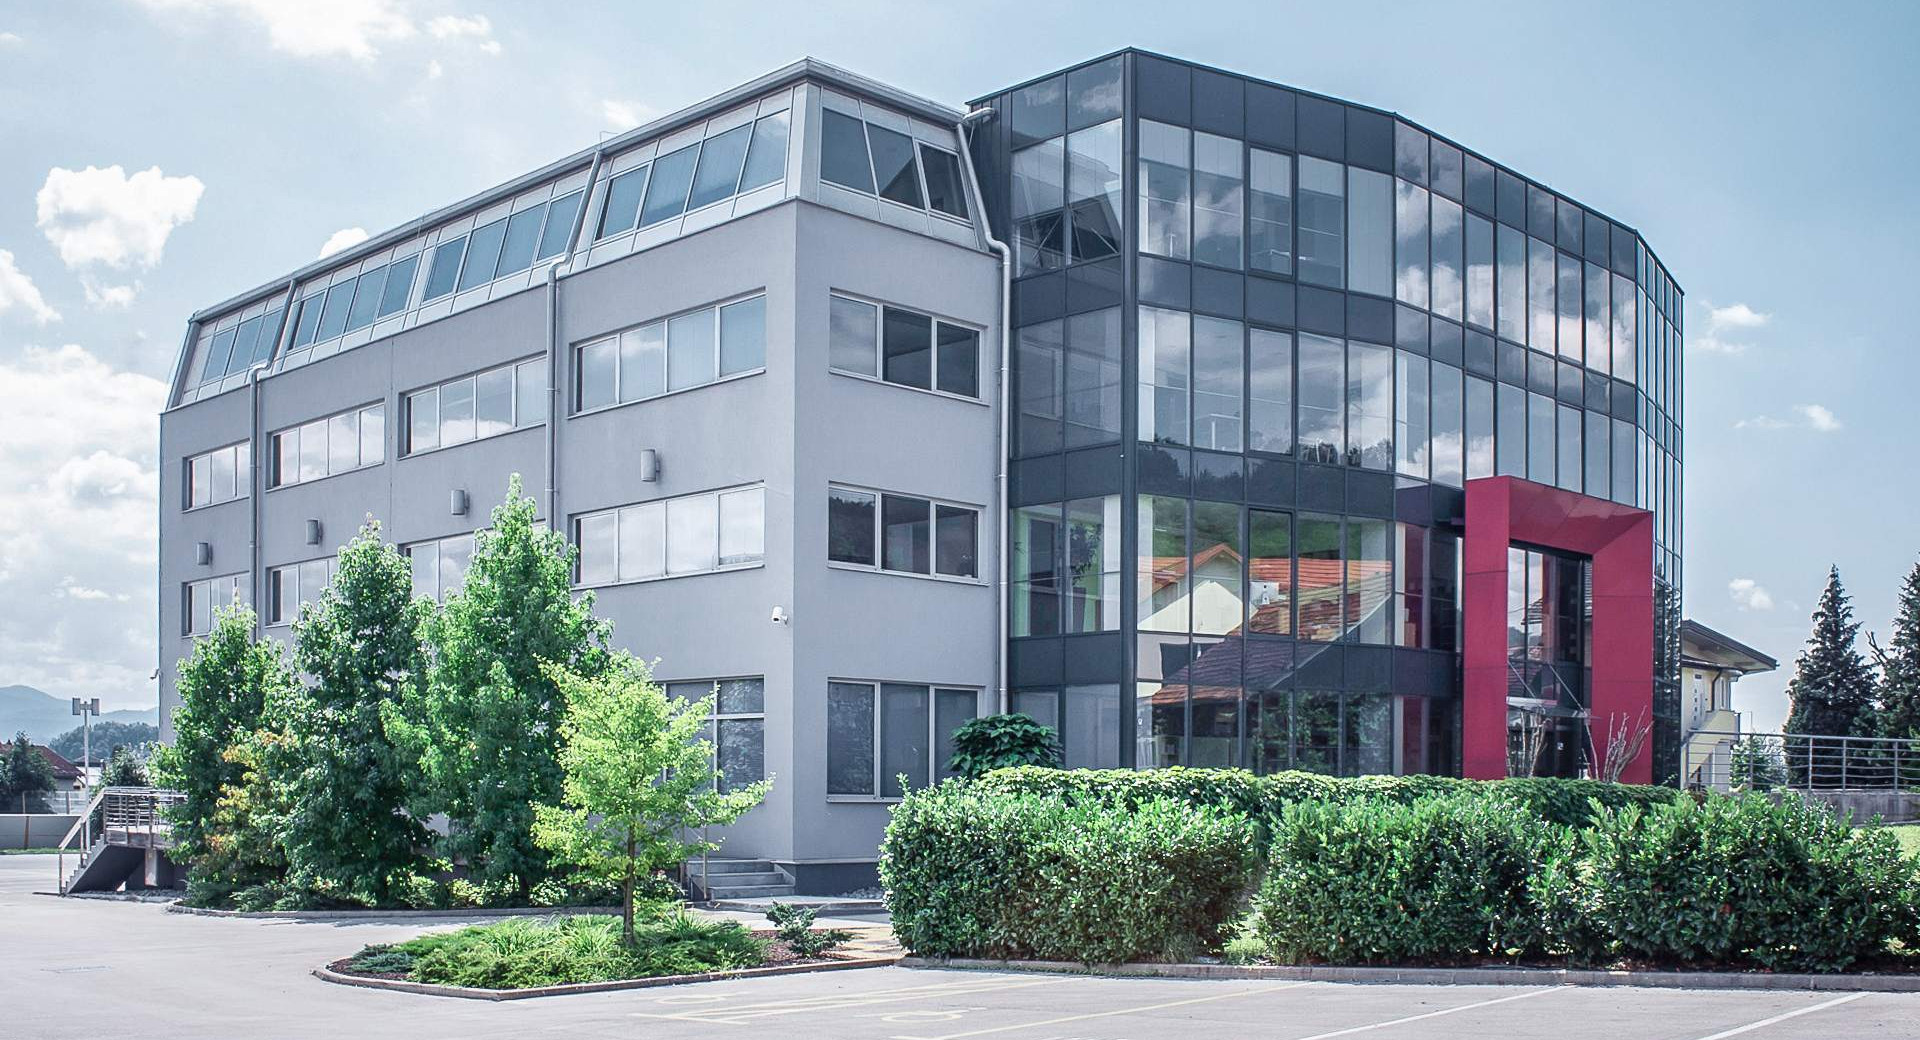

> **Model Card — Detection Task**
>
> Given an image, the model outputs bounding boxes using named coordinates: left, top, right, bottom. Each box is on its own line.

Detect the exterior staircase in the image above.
left=686, top=857, right=794, bottom=901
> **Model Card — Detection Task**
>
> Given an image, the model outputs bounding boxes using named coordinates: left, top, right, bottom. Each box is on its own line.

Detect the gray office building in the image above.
left=160, top=51, right=1683, bottom=893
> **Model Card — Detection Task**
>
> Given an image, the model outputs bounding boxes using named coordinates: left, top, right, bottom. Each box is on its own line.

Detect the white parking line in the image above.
left=629, top=976, right=1070, bottom=1024
left=1690, top=992, right=1868, bottom=1040
left=893, top=983, right=1309, bottom=1040
left=1282, top=985, right=1565, bottom=1040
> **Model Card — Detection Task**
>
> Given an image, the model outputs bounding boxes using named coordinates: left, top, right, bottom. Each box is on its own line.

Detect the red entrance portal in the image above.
left=1461, top=476, right=1655, bottom=783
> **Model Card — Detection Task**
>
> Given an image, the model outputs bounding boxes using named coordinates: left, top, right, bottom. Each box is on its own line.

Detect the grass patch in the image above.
left=342, top=913, right=767, bottom=990
left=0, top=847, right=67, bottom=855
left=1882, top=824, right=1920, bottom=859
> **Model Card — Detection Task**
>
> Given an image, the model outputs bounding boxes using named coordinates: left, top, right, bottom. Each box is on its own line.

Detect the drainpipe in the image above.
left=956, top=107, right=1012, bottom=714
left=545, top=147, right=609, bottom=527
left=246, top=278, right=297, bottom=634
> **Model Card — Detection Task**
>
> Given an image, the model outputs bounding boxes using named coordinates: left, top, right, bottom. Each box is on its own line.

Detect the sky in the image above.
left=0, top=1, right=1914, bottom=730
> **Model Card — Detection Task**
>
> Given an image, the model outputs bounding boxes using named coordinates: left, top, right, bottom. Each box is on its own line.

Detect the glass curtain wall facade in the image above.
left=977, top=51, right=1683, bottom=782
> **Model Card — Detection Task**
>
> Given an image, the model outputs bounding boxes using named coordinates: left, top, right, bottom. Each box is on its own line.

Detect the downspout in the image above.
left=247, top=278, right=297, bottom=634
left=956, top=106, right=1012, bottom=714
left=546, top=148, right=609, bottom=527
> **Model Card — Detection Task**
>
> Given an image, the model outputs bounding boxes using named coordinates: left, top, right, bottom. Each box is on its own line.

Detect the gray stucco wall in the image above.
left=157, top=197, right=1000, bottom=877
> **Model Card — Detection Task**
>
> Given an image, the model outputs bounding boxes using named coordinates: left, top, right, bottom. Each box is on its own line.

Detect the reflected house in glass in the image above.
left=157, top=51, right=1683, bottom=895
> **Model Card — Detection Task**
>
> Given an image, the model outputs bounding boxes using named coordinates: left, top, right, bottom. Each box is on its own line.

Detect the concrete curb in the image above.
left=704, top=898, right=887, bottom=914
left=168, top=903, right=620, bottom=922
left=899, top=956, right=1920, bottom=993
left=312, top=953, right=900, bottom=1001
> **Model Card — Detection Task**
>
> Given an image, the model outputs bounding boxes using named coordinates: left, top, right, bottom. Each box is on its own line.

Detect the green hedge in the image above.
left=1250, top=792, right=1920, bottom=972
left=976, top=766, right=1679, bottom=829
left=1255, top=793, right=1576, bottom=963
left=880, top=784, right=1256, bottom=963
left=1578, top=795, right=1918, bottom=972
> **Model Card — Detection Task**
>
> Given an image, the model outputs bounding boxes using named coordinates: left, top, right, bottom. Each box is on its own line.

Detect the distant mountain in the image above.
left=0, top=685, right=156, bottom=745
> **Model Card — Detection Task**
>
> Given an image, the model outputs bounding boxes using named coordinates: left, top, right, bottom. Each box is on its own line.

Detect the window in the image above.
left=827, top=294, right=979, bottom=399
left=867, top=124, right=922, bottom=207
left=1296, top=513, right=1342, bottom=641
left=572, top=294, right=764, bottom=412
left=1248, top=327, right=1293, bottom=455
left=1249, top=508, right=1291, bottom=635
left=404, top=359, right=542, bottom=454
left=1192, top=132, right=1243, bottom=269
left=1297, top=156, right=1344, bottom=287
left=1012, top=685, right=1122, bottom=769
left=640, top=143, right=699, bottom=227
left=826, top=681, right=977, bottom=798
left=1395, top=353, right=1429, bottom=479
left=1395, top=180, right=1429, bottom=308
left=1465, top=374, right=1495, bottom=479
left=1347, top=341, right=1392, bottom=470
left=919, top=144, right=970, bottom=220
left=1297, top=333, right=1343, bottom=464
left=1556, top=253, right=1583, bottom=364
left=819, top=110, right=972, bottom=225
left=828, top=486, right=979, bottom=580
left=1192, top=316, right=1243, bottom=452
left=1011, top=495, right=1121, bottom=636
left=1556, top=403, right=1583, bottom=493
left=266, top=557, right=335, bottom=627
left=1249, top=148, right=1293, bottom=276
left=185, top=442, right=250, bottom=509
left=406, top=532, right=475, bottom=601
left=1431, top=361, right=1465, bottom=488
left=687, top=122, right=754, bottom=211
left=1527, top=391, right=1557, bottom=483
left=1010, top=138, right=1064, bottom=274
left=1138, top=306, right=1190, bottom=446
left=820, top=109, right=876, bottom=193
left=598, top=165, right=651, bottom=237
left=191, top=306, right=284, bottom=389
left=1584, top=261, right=1611, bottom=377
left=416, top=189, right=586, bottom=304
left=666, top=678, right=765, bottom=793
left=268, top=404, right=383, bottom=488
left=1585, top=408, right=1611, bottom=496
left=1496, top=382, right=1526, bottom=477
left=1065, top=121, right=1120, bottom=261
left=1431, top=195, right=1464, bottom=321
left=574, top=485, right=764, bottom=586
left=1465, top=212, right=1495, bottom=330
left=183, top=574, right=246, bottom=636
left=1137, top=495, right=1189, bottom=633
left=1497, top=223, right=1527, bottom=342
left=1528, top=237, right=1556, bottom=350
left=1139, top=120, right=1192, bottom=260
left=1346, top=167, right=1392, bottom=296
left=1611, top=273, right=1637, bottom=382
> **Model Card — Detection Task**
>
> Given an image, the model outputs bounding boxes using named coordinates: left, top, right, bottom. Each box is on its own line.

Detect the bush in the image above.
left=1253, top=793, right=1578, bottom=964
left=765, top=903, right=852, bottom=957
left=1579, top=795, right=1919, bottom=971
left=881, top=784, right=1257, bottom=963
left=378, top=913, right=765, bottom=989
left=975, top=766, right=1680, bottom=830
left=945, top=714, right=1061, bottom=778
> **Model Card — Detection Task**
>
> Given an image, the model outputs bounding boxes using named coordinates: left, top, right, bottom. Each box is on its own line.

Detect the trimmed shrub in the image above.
left=881, top=784, right=1257, bottom=963
left=976, top=766, right=1679, bottom=830
left=946, top=713, right=1062, bottom=777
left=1253, top=793, right=1578, bottom=964
left=390, top=913, right=764, bottom=989
left=1579, top=795, right=1919, bottom=971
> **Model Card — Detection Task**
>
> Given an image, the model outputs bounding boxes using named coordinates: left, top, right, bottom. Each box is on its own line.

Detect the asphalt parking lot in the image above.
left=4, top=856, right=1917, bottom=1040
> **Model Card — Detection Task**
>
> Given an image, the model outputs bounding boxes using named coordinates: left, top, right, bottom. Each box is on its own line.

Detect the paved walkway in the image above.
left=4, top=857, right=1917, bottom=1040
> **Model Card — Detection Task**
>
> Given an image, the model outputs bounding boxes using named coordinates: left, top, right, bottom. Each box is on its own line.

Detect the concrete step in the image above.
left=688, top=858, right=778, bottom=877
left=698, top=871, right=787, bottom=888
left=703, top=884, right=795, bottom=899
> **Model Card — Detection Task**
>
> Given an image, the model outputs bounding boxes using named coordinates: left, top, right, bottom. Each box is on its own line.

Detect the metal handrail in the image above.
left=54, top=787, right=110, bottom=895
left=1686, top=729, right=1918, bottom=799
left=55, top=787, right=186, bottom=894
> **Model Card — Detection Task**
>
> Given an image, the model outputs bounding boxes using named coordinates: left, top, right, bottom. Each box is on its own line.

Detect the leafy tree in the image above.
left=190, top=727, right=299, bottom=909
left=1870, top=559, right=1920, bottom=741
left=2, top=731, right=56, bottom=811
left=49, top=721, right=159, bottom=765
left=393, top=478, right=611, bottom=898
left=151, top=605, right=295, bottom=864
left=282, top=520, right=433, bottom=905
left=1783, top=567, right=1879, bottom=785
left=1727, top=736, right=1786, bottom=791
left=533, top=656, right=769, bottom=945
left=100, top=746, right=149, bottom=788
left=945, top=713, right=1061, bottom=778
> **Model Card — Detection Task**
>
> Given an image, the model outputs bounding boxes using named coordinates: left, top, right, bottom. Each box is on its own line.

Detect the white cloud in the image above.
left=0, top=249, right=60, bottom=325
left=0, top=345, right=168, bottom=709
left=601, top=99, right=658, bottom=131
left=425, top=58, right=443, bottom=79
left=1736, top=402, right=1842, bottom=433
left=0, top=31, right=23, bottom=46
left=82, top=280, right=139, bottom=309
left=36, top=165, right=204, bottom=273
left=1693, top=300, right=1771, bottom=356
left=426, top=13, right=499, bottom=54
left=1729, top=578, right=1774, bottom=612
left=318, top=226, right=370, bottom=258
left=130, top=0, right=417, bottom=62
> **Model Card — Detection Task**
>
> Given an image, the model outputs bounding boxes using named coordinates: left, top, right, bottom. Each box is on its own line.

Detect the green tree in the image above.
left=100, top=746, right=149, bottom=787
left=945, top=713, right=1061, bottom=778
left=49, top=721, right=159, bottom=764
left=533, top=656, right=769, bottom=945
left=282, top=520, right=432, bottom=905
left=151, top=604, right=295, bottom=864
left=1783, top=567, right=1879, bottom=785
left=393, top=478, right=610, bottom=898
left=1727, top=737, right=1786, bottom=791
left=1870, top=560, right=1920, bottom=742
left=2, top=731, right=56, bottom=811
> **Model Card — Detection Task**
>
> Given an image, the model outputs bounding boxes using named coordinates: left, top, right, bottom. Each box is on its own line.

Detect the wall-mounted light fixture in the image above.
left=305, top=519, right=323, bottom=546
left=639, top=448, right=660, bottom=483
left=194, top=541, right=212, bottom=566
left=450, top=489, right=469, bottom=516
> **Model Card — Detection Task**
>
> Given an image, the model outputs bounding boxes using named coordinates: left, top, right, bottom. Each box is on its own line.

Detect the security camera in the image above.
left=770, top=606, right=789, bottom=625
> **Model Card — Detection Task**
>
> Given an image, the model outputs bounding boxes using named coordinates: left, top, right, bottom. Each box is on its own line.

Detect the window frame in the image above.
left=182, top=573, right=247, bottom=637
left=825, top=679, right=980, bottom=801
left=664, top=676, right=768, bottom=794
left=264, top=556, right=336, bottom=628
left=183, top=441, right=251, bottom=511
left=265, top=403, right=385, bottom=490
left=817, top=109, right=974, bottom=227
left=570, top=483, right=767, bottom=589
left=825, top=483, right=983, bottom=584
left=401, top=358, right=545, bottom=457
left=825, top=291, right=984, bottom=403
left=403, top=531, right=477, bottom=602
left=571, top=291, right=768, bottom=417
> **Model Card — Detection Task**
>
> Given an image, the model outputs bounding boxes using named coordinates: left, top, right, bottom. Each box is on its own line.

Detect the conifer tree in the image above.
left=1783, top=567, right=1878, bottom=784
left=394, top=477, right=611, bottom=898
left=1870, top=560, right=1920, bottom=741
left=282, top=520, right=431, bottom=905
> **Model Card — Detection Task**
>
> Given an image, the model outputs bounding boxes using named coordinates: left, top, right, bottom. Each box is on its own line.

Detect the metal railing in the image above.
left=1687, top=730, right=1920, bottom=821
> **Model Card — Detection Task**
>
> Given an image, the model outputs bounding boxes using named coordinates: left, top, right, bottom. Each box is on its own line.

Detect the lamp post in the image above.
left=71, top=697, right=100, bottom=794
